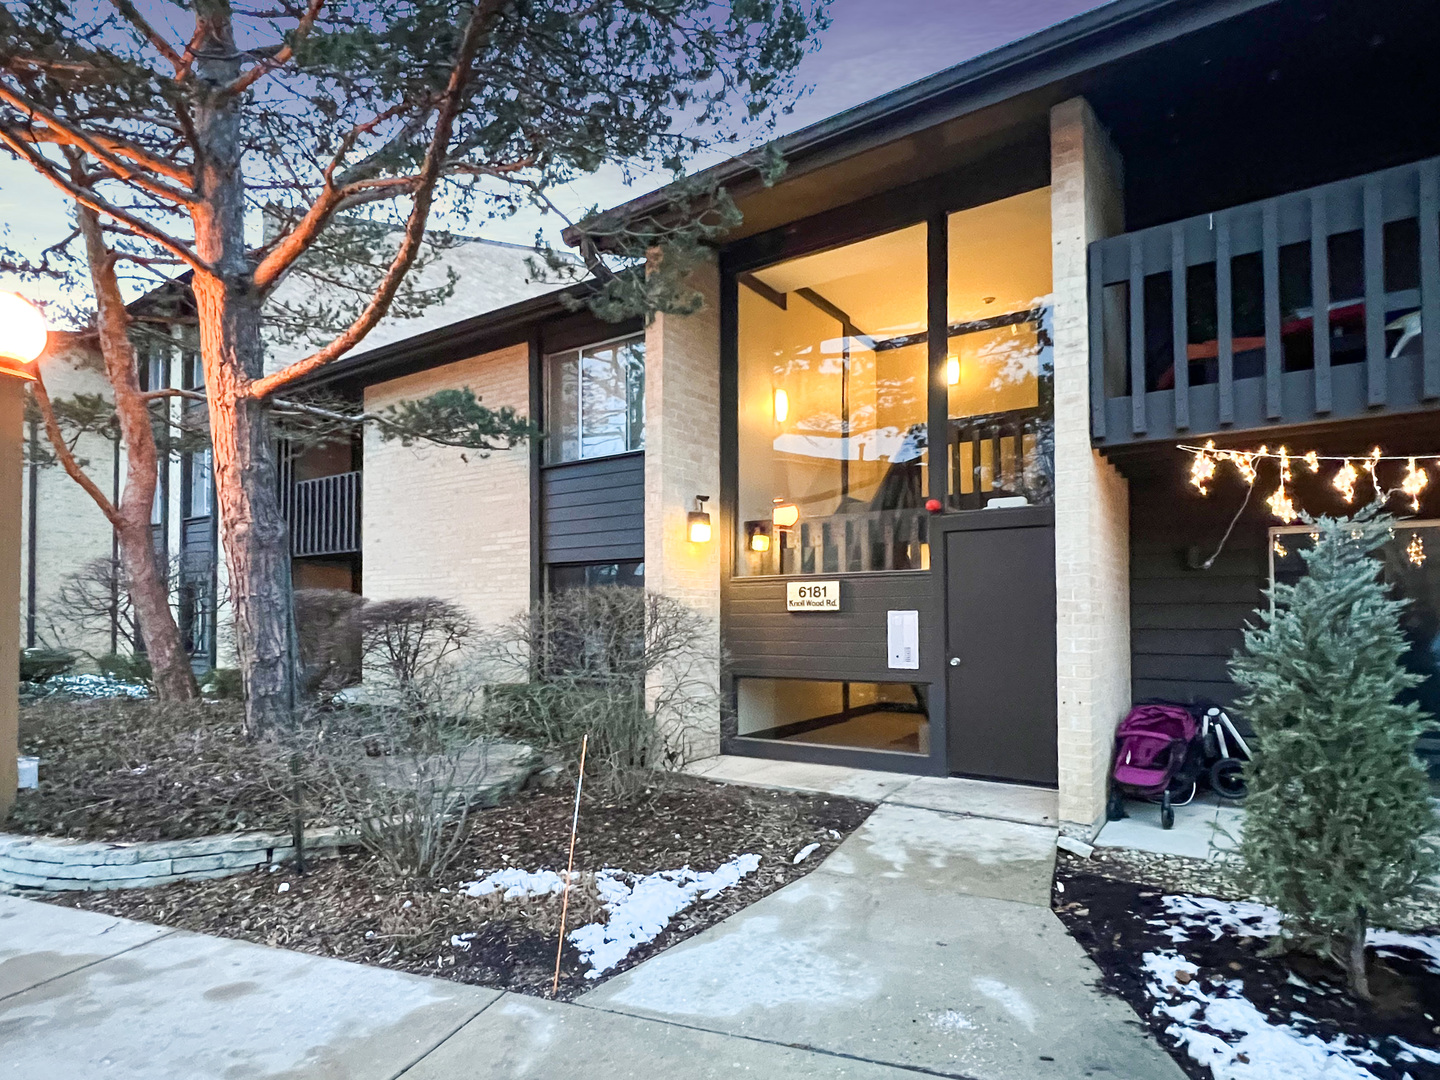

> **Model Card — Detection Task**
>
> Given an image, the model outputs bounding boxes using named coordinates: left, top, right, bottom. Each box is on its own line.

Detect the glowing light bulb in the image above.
left=772, top=388, right=788, bottom=423
left=0, top=291, right=48, bottom=374
left=946, top=357, right=960, bottom=386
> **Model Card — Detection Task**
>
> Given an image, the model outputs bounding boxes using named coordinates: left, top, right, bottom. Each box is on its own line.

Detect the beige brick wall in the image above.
left=362, top=343, right=531, bottom=630
left=644, top=257, right=723, bottom=758
left=21, top=341, right=126, bottom=658
left=1051, top=97, right=1133, bottom=833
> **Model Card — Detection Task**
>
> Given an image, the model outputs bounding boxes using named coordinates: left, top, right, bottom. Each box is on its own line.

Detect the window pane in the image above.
left=546, top=351, right=580, bottom=464
left=736, top=224, right=929, bottom=575
left=946, top=189, right=1054, bottom=510
left=623, top=340, right=646, bottom=451
left=186, top=449, right=212, bottom=518
left=548, top=560, right=644, bottom=593
left=545, top=337, right=645, bottom=464
left=580, top=345, right=630, bottom=459
left=737, top=678, right=929, bottom=754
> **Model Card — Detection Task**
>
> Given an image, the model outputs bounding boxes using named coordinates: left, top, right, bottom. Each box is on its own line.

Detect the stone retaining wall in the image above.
left=0, top=827, right=352, bottom=893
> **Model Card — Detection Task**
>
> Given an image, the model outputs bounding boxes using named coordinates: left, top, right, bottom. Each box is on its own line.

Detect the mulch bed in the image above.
left=9, top=699, right=324, bottom=841
left=45, top=774, right=872, bottom=1000
left=1055, top=861, right=1440, bottom=1079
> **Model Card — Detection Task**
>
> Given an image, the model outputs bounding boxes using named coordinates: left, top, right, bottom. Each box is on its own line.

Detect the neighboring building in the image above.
left=295, top=0, right=1440, bottom=836
left=24, top=0, right=1440, bottom=838
left=20, top=237, right=555, bottom=670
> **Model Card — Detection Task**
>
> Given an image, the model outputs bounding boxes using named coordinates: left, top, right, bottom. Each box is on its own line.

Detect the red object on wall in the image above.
left=925, top=498, right=942, bottom=513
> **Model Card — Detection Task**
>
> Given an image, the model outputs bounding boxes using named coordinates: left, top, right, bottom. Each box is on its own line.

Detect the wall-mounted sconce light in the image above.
left=744, top=521, right=771, bottom=552
left=946, top=356, right=960, bottom=386
left=771, top=499, right=799, bottom=529
left=687, top=495, right=712, bottom=543
left=772, top=387, right=788, bottom=423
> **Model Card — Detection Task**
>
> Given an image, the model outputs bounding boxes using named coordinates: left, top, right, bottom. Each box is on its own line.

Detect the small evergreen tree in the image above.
left=1231, top=505, right=1439, bottom=998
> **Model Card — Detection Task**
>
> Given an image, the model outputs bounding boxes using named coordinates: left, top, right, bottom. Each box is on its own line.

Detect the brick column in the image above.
left=644, top=256, right=722, bottom=759
left=0, top=377, right=23, bottom=820
left=1051, top=97, right=1131, bottom=834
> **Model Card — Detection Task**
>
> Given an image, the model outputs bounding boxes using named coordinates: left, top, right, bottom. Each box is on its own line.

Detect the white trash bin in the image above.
left=16, top=756, right=39, bottom=789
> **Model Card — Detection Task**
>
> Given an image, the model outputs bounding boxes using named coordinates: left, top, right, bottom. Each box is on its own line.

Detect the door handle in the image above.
left=949, top=656, right=961, bottom=667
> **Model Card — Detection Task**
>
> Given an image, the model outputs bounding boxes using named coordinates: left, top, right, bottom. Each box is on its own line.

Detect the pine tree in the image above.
left=1231, top=504, right=1439, bottom=998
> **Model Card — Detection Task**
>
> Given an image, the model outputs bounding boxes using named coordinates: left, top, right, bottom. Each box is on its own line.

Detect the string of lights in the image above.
left=1181, top=441, right=1434, bottom=523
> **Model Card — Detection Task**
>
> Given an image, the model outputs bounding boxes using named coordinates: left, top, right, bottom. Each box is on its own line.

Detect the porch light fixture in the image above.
left=946, top=357, right=960, bottom=386
left=771, top=499, right=799, bottom=529
left=773, top=387, right=789, bottom=423
left=687, top=495, right=712, bottom=544
left=745, top=521, right=772, bottom=552
left=0, top=292, right=47, bottom=380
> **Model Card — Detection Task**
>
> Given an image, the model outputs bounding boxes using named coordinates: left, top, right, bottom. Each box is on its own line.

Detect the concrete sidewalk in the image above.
left=0, top=797, right=1184, bottom=1080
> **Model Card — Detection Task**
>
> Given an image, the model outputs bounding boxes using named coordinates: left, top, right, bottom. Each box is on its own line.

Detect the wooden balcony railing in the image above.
left=284, top=470, right=361, bottom=557
left=762, top=508, right=929, bottom=576
left=1090, top=155, right=1440, bottom=446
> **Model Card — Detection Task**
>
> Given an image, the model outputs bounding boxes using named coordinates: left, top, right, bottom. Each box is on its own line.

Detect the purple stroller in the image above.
left=1106, top=703, right=1202, bottom=829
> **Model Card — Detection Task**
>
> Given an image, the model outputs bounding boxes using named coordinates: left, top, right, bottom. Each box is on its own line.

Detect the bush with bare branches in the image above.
left=360, top=597, right=476, bottom=710
left=289, top=702, right=530, bottom=882
left=481, top=587, right=718, bottom=795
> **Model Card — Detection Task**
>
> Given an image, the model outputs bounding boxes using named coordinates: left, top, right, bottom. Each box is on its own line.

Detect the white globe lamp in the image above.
left=0, top=291, right=48, bottom=379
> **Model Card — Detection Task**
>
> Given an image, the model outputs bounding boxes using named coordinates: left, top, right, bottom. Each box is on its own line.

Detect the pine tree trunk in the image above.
left=191, top=4, right=297, bottom=735
left=77, top=206, right=198, bottom=702
left=1345, top=905, right=1372, bottom=1000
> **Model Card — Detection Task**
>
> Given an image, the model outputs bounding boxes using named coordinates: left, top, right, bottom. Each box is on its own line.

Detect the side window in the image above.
left=544, top=335, right=645, bottom=464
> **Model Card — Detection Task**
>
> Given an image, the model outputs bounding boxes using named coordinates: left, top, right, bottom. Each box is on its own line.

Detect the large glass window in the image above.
left=736, top=224, right=930, bottom=575
left=737, top=678, right=929, bottom=754
left=946, top=188, right=1054, bottom=509
left=545, top=336, right=645, bottom=464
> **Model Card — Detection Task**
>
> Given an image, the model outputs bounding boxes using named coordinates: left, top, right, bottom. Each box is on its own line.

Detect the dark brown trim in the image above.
left=528, top=325, right=544, bottom=605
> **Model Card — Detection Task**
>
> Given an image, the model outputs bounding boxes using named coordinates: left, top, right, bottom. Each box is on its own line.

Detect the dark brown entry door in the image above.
left=944, top=523, right=1058, bottom=784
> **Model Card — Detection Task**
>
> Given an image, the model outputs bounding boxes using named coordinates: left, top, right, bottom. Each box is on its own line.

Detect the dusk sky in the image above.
left=0, top=0, right=1107, bottom=310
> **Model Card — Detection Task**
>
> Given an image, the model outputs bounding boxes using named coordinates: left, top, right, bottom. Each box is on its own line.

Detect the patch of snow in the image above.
left=1393, top=1036, right=1440, bottom=1064
left=1143, top=950, right=1388, bottom=1079
left=277, top=882, right=289, bottom=893
left=1165, top=893, right=1440, bottom=975
left=461, top=868, right=566, bottom=900
left=570, top=854, right=761, bottom=977
left=38, top=674, right=148, bottom=700
left=1367, top=929, right=1440, bottom=975
left=1161, top=895, right=1283, bottom=941
left=930, top=1009, right=974, bottom=1032
left=793, top=843, right=820, bottom=865
left=450, top=933, right=476, bottom=950
left=461, top=854, right=762, bottom=979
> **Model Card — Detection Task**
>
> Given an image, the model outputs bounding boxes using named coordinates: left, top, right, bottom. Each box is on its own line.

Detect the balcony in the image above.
left=284, top=470, right=361, bottom=557
left=1089, top=156, right=1440, bottom=448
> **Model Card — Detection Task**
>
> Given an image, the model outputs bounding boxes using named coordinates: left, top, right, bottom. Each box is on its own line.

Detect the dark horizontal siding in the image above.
left=725, top=572, right=941, bottom=684
left=1129, top=466, right=1268, bottom=710
left=541, top=452, right=643, bottom=564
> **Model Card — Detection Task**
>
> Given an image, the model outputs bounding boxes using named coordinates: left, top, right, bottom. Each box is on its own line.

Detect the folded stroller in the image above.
left=1106, top=703, right=1204, bottom=829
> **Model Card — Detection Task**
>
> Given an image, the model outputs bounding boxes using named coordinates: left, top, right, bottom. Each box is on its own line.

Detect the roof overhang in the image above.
left=564, top=0, right=1281, bottom=247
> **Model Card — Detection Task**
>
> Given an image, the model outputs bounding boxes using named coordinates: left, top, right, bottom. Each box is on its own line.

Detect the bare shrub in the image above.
left=482, top=587, right=718, bottom=795
left=294, top=588, right=364, bottom=697
left=292, top=703, right=517, bottom=881
left=360, top=597, right=476, bottom=709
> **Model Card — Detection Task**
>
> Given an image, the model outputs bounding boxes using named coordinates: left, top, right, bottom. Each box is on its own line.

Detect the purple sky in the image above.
left=0, top=0, right=1108, bottom=307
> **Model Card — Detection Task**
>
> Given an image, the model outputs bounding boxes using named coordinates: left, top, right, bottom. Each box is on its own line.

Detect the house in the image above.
left=293, top=0, right=1440, bottom=838
left=19, top=237, right=556, bottom=671
left=24, top=0, right=1440, bottom=839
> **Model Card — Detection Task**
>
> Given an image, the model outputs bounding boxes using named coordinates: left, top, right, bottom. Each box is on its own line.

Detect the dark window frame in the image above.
left=542, top=331, right=647, bottom=466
